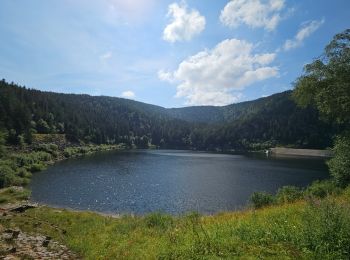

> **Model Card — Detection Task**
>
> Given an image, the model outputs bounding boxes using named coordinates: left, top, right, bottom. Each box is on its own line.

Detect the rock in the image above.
left=3, top=233, right=13, bottom=242
left=1, top=227, right=79, bottom=259
left=12, top=230, right=20, bottom=239
left=9, top=204, right=36, bottom=213
left=42, top=239, right=50, bottom=247
left=7, top=247, right=16, bottom=253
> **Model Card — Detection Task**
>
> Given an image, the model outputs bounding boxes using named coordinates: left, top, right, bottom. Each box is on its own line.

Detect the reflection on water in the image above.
left=30, top=149, right=329, bottom=215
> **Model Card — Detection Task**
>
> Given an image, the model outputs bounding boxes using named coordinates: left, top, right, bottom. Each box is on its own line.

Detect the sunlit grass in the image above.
left=0, top=186, right=31, bottom=204
left=2, top=187, right=350, bottom=259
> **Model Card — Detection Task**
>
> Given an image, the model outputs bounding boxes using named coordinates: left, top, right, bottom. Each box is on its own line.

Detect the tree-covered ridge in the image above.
left=0, top=81, right=192, bottom=148
left=168, top=91, right=296, bottom=124
left=0, top=79, right=335, bottom=150
left=211, top=93, right=334, bottom=150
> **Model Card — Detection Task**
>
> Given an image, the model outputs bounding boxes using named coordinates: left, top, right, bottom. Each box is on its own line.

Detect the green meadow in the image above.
left=2, top=187, right=350, bottom=259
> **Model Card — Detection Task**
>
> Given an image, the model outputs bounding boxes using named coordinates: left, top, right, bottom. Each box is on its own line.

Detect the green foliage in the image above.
left=144, top=212, right=173, bottom=229
left=328, top=133, right=350, bottom=187
left=35, top=143, right=58, bottom=153
left=17, top=134, right=26, bottom=148
left=0, top=157, right=40, bottom=188
left=0, top=187, right=30, bottom=204
left=34, top=143, right=59, bottom=158
left=302, top=199, right=350, bottom=258
left=28, top=163, right=47, bottom=173
left=292, top=28, right=350, bottom=189
left=17, top=168, right=32, bottom=178
left=276, top=185, right=304, bottom=204
left=63, top=145, right=116, bottom=158
left=0, top=162, right=17, bottom=188
left=63, top=147, right=77, bottom=158
left=11, top=152, right=52, bottom=168
left=37, top=119, right=51, bottom=134
left=0, top=130, right=7, bottom=157
left=306, top=180, right=341, bottom=198
left=250, top=191, right=275, bottom=209
left=293, top=29, right=350, bottom=125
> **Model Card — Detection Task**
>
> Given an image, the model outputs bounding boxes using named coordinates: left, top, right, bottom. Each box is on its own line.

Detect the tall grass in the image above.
left=2, top=188, right=350, bottom=259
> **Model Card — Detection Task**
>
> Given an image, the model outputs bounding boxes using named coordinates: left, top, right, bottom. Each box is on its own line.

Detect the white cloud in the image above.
left=159, top=39, right=278, bottom=106
left=283, top=19, right=324, bottom=51
left=220, top=0, right=285, bottom=31
left=163, top=2, right=206, bottom=43
left=181, top=91, right=242, bottom=107
left=157, top=69, right=175, bottom=82
left=121, top=90, right=136, bottom=99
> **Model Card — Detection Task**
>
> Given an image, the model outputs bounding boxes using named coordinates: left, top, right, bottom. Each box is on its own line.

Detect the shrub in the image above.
left=64, top=147, right=80, bottom=158
left=35, top=151, right=52, bottom=162
left=328, top=134, right=350, bottom=187
left=63, top=148, right=73, bottom=158
left=306, top=180, right=341, bottom=199
left=276, top=186, right=304, bottom=204
left=12, top=152, right=52, bottom=168
left=79, top=147, right=89, bottom=154
left=0, top=130, right=7, bottom=158
left=12, top=154, right=34, bottom=167
left=302, top=199, right=350, bottom=258
left=35, top=143, right=58, bottom=153
left=250, top=191, right=275, bottom=209
left=28, top=163, right=47, bottom=173
left=21, top=177, right=30, bottom=186
left=17, top=168, right=32, bottom=178
left=0, top=164, right=16, bottom=188
left=0, top=159, right=16, bottom=170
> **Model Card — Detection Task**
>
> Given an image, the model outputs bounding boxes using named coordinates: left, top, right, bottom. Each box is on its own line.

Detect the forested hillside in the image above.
left=0, top=80, right=192, bottom=148
left=0, top=79, right=335, bottom=150
left=168, top=92, right=294, bottom=124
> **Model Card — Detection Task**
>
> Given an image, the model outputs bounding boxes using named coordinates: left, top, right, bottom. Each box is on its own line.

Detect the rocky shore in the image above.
left=0, top=204, right=79, bottom=259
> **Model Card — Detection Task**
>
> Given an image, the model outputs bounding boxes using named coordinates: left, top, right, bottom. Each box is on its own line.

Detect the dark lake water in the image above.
left=30, top=150, right=329, bottom=215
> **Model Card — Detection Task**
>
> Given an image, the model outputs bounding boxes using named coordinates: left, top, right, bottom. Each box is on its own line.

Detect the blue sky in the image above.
left=0, top=0, right=349, bottom=107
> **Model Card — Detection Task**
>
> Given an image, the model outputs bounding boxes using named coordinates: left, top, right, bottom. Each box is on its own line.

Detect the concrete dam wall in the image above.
left=270, top=148, right=333, bottom=158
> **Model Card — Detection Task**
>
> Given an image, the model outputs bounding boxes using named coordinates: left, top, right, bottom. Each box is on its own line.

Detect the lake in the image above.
left=30, top=149, right=329, bottom=215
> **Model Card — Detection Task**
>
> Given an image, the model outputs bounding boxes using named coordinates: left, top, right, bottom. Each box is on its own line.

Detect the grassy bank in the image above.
left=0, top=143, right=123, bottom=203
left=1, top=188, right=350, bottom=259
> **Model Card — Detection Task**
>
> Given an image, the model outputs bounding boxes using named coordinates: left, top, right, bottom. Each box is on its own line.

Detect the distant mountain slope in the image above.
left=167, top=106, right=224, bottom=123
left=215, top=92, right=334, bottom=149
left=168, top=92, right=291, bottom=124
left=0, top=80, right=335, bottom=149
left=0, top=80, right=191, bottom=147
